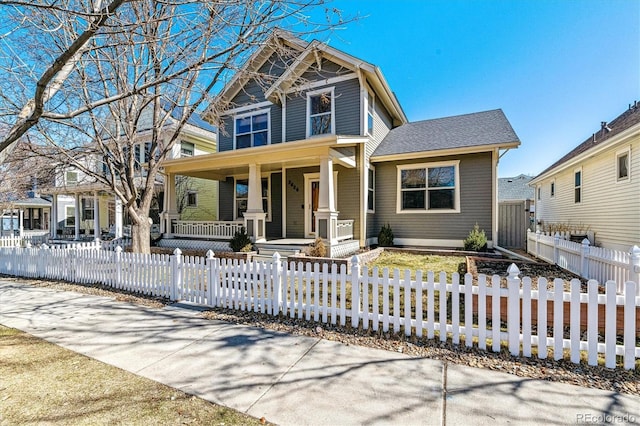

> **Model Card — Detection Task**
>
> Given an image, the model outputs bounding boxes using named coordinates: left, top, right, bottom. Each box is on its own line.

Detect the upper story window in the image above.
left=550, top=180, right=555, bottom=198
left=366, top=91, right=374, bottom=136
left=617, top=149, right=629, bottom=181
left=574, top=168, right=582, bottom=203
left=397, top=161, right=460, bottom=213
left=235, top=110, right=269, bottom=149
left=181, top=141, right=194, bottom=157
left=307, top=87, right=335, bottom=137
left=65, top=171, right=78, bottom=185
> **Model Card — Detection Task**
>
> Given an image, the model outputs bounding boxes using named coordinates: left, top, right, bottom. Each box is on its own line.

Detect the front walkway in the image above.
left=1, top=280, right=638, bottom=425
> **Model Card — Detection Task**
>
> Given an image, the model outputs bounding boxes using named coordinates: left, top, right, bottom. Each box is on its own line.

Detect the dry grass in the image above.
left=0, top=326, right=266, bottom=425
left=365, top=251, right=466, bottom=280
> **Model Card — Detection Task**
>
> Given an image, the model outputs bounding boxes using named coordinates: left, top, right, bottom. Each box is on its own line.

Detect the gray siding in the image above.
left=231, top=52, right=294, bottom=105
left=372, top=152, right=494, bottom=242
left=286, top=78, right=361, bottom=141
left=219, top=177, right=235, bottom=221
left=267, top=172, right=282, bottom=238
left=336, top=165, right=361, bottom=240
left=300, top=58, right=351, bottom=80
left=285, top=167, right=316, bottom=237
left=218, top=104, right=283, bottom=152
left=365, top=95, right=394, bottom=158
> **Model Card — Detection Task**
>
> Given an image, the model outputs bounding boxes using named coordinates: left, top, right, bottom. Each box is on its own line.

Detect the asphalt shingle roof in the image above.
left=498, top=174, right=534, bottom=201
left=372, top=109, right=519, bottom=157
left=535, top=102, right=640, bottom=178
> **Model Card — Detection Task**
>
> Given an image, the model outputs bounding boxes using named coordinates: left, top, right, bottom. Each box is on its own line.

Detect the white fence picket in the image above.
left=1, top=245, right=638, bottom=369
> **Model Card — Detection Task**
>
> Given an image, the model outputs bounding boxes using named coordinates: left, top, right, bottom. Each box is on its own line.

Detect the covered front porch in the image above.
left=160, top=135, right=364, bottom=257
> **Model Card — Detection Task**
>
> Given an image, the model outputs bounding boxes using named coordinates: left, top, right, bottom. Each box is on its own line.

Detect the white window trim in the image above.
left=616, top=147, right=630, bottom=182
left=65, top=205, right=75, bottom=227
left=180, top=141, right=195, bottom=158
left=365, top=89, right=375, bottom=137
left=550, top=179, right=555, bottom=198
left=306, top=86, right=336, bottom=138
left=233, top=108, right=271, bottom=149
left=233, top=174, right=272, bottom=222
left=396, top=160, right=461, bottom=214
left=574, top=167, right=582, bottom=204
left=367, top=166, right=375, bottom=213
left=65, top=171, right=78, bottom=185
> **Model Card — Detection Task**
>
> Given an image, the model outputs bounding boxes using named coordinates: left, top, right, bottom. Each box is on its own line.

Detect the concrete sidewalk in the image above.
left=1, top=280, right=638, bottom=425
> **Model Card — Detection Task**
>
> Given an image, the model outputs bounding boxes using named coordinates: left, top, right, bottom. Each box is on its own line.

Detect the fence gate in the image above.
left=498, top=200, right=533, bottom=249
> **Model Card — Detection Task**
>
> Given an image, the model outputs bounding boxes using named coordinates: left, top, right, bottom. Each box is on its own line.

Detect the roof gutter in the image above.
left=530, top=120, right=640, bottom=185
left=370, top=140, right=520, bottom=163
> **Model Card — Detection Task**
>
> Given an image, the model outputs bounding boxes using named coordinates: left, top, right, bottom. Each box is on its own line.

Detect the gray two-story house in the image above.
left=160, top=31, right=520, bottom=256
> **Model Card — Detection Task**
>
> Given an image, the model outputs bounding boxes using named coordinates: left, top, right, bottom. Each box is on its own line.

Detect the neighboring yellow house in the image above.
left=40, top=112, right=217, bottom=240
left=530, top=102, right=640, bottom=251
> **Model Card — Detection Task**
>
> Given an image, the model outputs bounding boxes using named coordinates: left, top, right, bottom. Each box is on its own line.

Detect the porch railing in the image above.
left=171, top=220, right=244, bottom=240
left=336, top=219, right=354, bottom=241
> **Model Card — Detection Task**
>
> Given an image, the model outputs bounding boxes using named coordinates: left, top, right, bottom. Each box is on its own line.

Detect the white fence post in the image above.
left=507, top=264, right=521, bottom=356
left=581, top=238, right=590, bottom=279
left=206, top=250, right=216, bottom=307
left=351, top=256, right=360, bottom=328
left=553, top=233, right=560, bottom=265
left=629, top=245, right=640, bottom=296
left=171, top=248, right=182, bottom=302
left=272, top=252, right=282, bottom=315
left=535, top=230, right=540, bottom=257
left=114, top=246, right=122, bottom=288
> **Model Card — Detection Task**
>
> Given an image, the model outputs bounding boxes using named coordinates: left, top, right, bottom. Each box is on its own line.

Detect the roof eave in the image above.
left=370, top=140, right=520, bottom=163
left=530, top=121, right=640, bottom=185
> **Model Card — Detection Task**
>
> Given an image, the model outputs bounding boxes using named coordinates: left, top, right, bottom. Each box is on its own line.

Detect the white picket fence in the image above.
left=0, top=245, right=638, bottom=370
left=527, top=230, right=640, bottom=296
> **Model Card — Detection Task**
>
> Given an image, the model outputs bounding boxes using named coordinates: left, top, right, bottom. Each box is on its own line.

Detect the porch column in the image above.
left=243, top=163, right=266, bottom=243
left=74, top=195, right=81, bottom=240
left=114, top=196, right=123, bottom=238
left=162, top=173, right=179, bottom=236
left=50, top=194, right=57, bottom=238
left=315, top=156, right=339, bottom=246
left=18, top=209, right=24, bottom=237
left=93, top=191, right=100, bottom=240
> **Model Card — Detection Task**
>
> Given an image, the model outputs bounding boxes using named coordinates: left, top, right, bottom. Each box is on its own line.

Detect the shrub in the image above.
left=378, top=223, right=394, bottom=247
left=229, top=226, right=252, bottom=252
left=463, top=223, right=487, bottom=252
left=308, top=237, right=327, bottom=257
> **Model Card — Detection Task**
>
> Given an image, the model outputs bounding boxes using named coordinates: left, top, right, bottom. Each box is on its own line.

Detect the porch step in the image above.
left=256, top=248, right=301, bottom=259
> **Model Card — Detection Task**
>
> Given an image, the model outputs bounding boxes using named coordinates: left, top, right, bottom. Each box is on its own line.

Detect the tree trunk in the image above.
left=130, top=216, right=152, bottom=254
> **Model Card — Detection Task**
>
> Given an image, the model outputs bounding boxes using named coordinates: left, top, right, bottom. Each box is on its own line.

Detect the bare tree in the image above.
left=1, top=1, right=348, bottom=253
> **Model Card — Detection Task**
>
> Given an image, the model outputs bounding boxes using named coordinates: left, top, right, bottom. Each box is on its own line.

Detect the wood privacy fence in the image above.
left=526, top=231, right=640, bottom=296
left=0, top=245, right=638, bottom=370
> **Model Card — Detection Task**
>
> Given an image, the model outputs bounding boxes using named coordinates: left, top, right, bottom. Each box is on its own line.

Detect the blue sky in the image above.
left=315, top=0, right=640, bottom=177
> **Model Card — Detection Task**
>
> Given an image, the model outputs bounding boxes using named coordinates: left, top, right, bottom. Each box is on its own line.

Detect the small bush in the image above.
left=463, top=223, right=487, bottom=251
left=229, top=226, right=252, bottom=252
left=308, top=237, right=327, bottom=257
left=378, top=223, right=394, bottom=247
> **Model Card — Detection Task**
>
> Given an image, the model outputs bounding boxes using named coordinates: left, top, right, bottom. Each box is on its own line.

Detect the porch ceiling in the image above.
left=161, top=135, right=365, bottom=180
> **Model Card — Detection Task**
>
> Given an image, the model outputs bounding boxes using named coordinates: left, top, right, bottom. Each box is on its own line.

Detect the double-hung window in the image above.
left=235, top=110, right=269, bottom=149
left=187, top=191, right=197, bottom=207
left=307, top=87, right=335, bottom=137
left=550, top=180, right=555, bottom=198
left=367, top=168, right=375, bottom=212
left=617, top=149, right=629, bottom=181
left=235, top=177, right=270, bottom=220
left=65, top=206, right=75, bottom=227
left=65, top=171, right=78, bottom=185
left=82, top=198, right=94, bottom=221
left=574, top=168, right=582, bottom=203
left=181, top=141, right=194, bottom=157
left=366, top=90, right=374, bottom=136
left=397, top=161, right=459, bottom=213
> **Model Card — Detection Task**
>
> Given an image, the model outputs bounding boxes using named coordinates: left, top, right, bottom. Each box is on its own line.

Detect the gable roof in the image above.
left=532, top=102, right=640, bottom=182
left=498, top=174, right=534, bottom=201
left=210, top=30, right=407, bottom=127
left=371, top=109, right=520, bottom=159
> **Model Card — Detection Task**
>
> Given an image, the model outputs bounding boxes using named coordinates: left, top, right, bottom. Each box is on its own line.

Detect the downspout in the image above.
left=356, top=66, right=367, bottom=248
